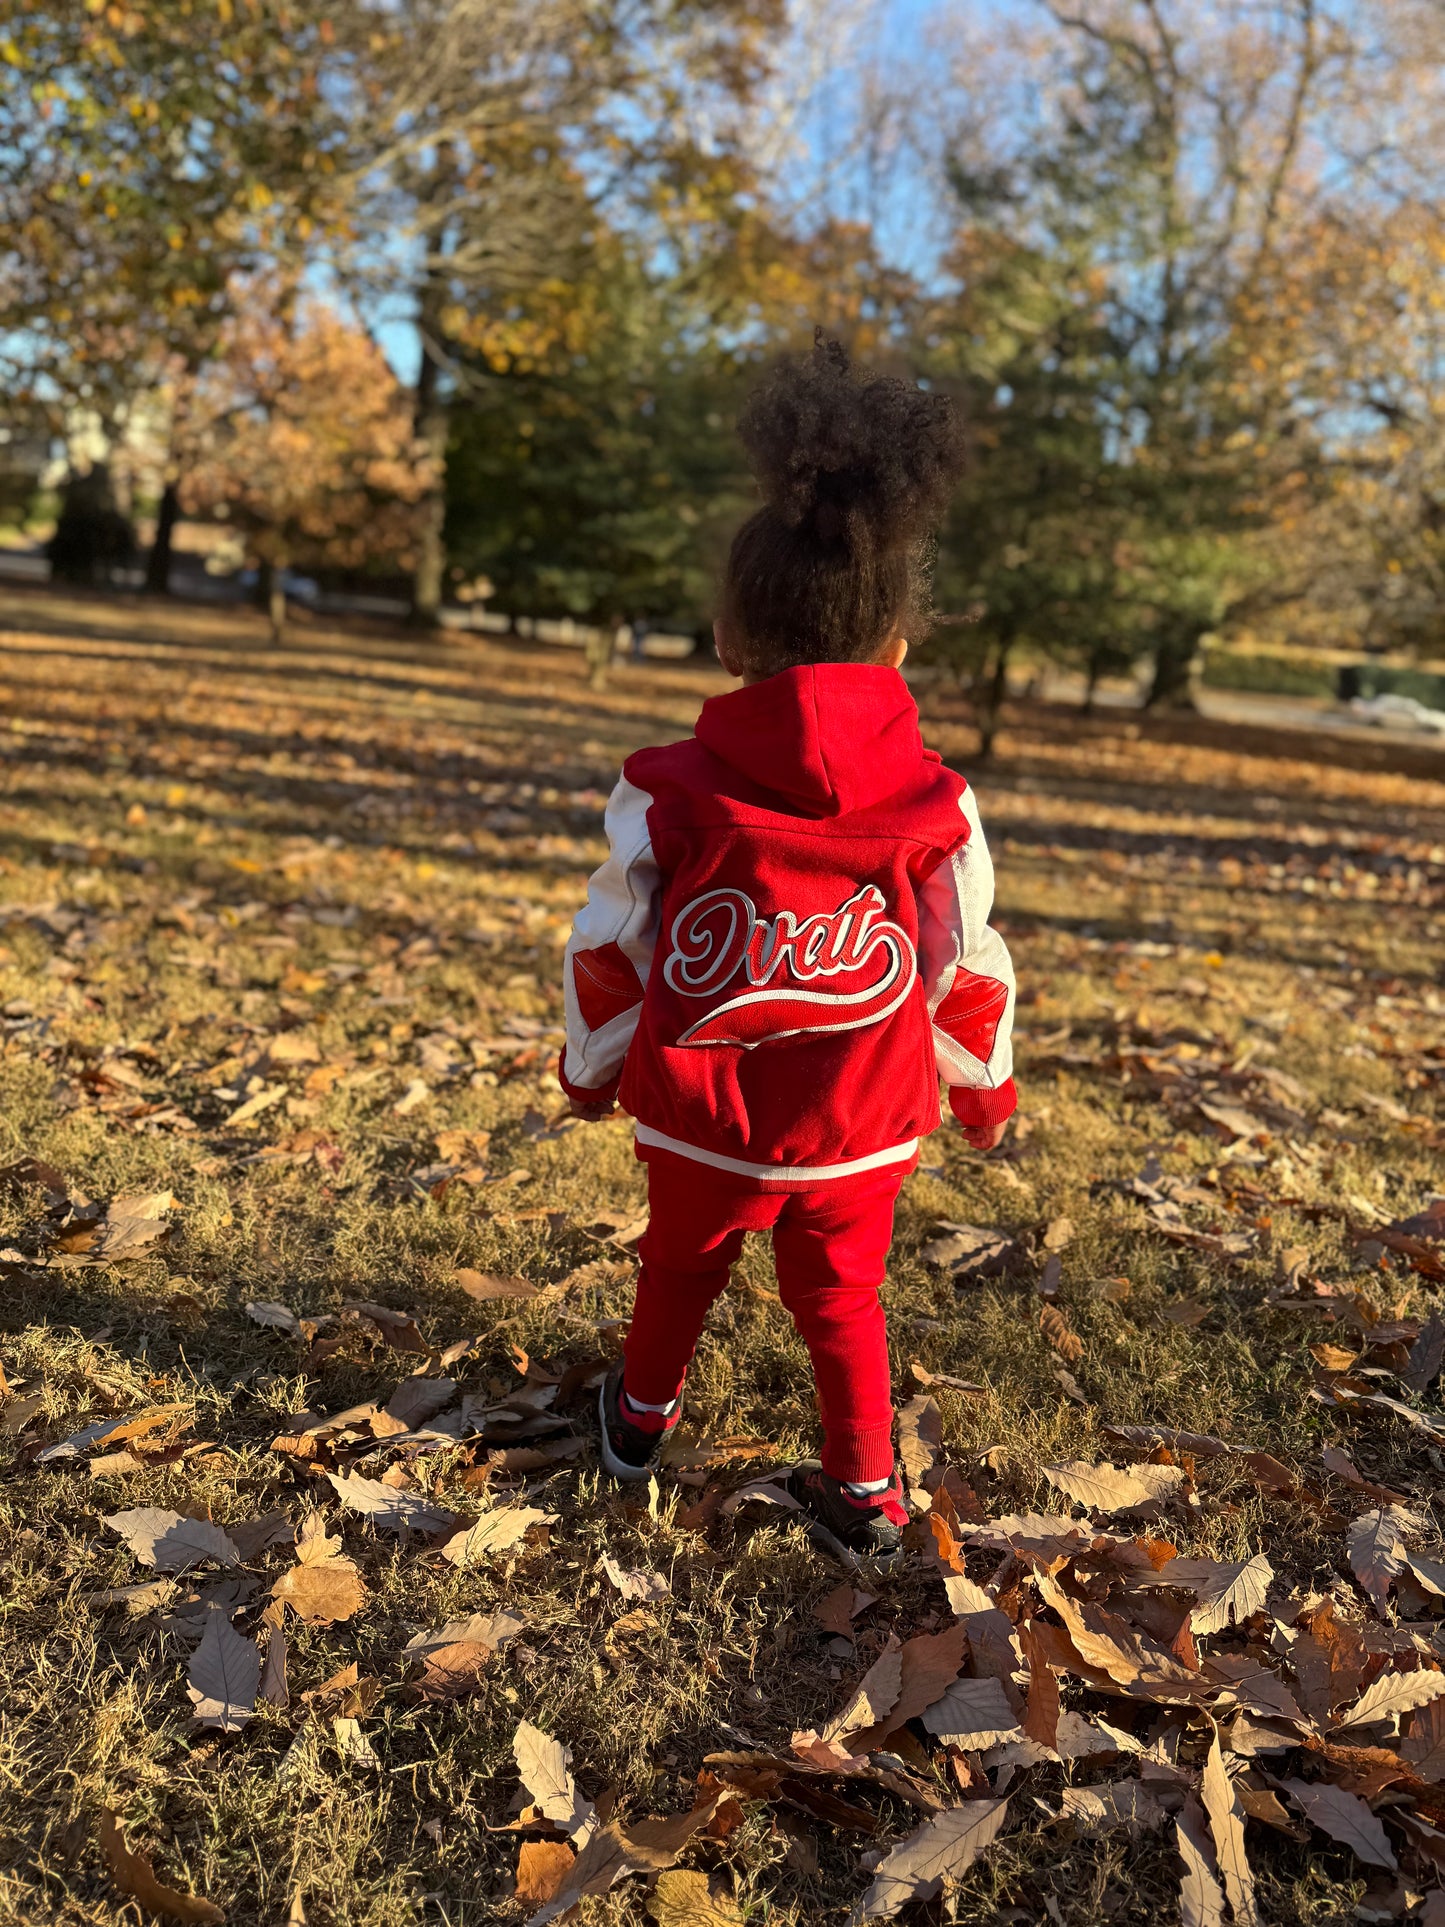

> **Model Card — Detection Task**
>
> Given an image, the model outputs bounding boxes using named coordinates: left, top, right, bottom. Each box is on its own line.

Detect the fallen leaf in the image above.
left=857, top=1623, right=968, bottom=1748
left=1279, top=1778, right=1397, bottom=1869
left=819, top=1636, right=903, bottom=1747
left=1348, top=1506, right=1426, bottom=1615
left=1152, top=1554, right=1274, bottom=1636
left=226, top=1513, right=294, bottom=1562
left=814, top=1581, right=867, bottom=1636
left=1201, top=1731, right=1260, bottom=1926
left=920, top=1224, right=1020, bottom=1275
left=1060, top=1780, right=1167, bottom=1834
left=383, top=1376, right=458, bottom=1429
left=1039, top=1302, right=1082, bottom=1363
left=455, top=1268, right=539, bottom=1302
left=98, top=1809, right=225, bottom=1925
left=601, top=1555, right=670, bottom=1603
left=332, top=1714, right=379, bottom=1765
left=1042, top=1460, right=1185, bottom=1516
left=523, top=1800, right=721, bottom=1927
left=908, top=1363, right=985, bottom=1396
left=1402, top=1698, right=1445, bottom=1779
left=1319, top=1444, right=1411, bottom=1506
left=645, top=1869, right=743, bottom=1925
left=271, top=1519, right=366, bottom=1625
left=325, top=1472, right=459, bottom=1535
left=1333, top=1670, right=1445, bottom=1732
left=919, top=1675, right=1022, bottom=1749
left=846, top=1796, right=1010, bottom=1924
left=440, top=1506, right=555, bottom=1568
left=1020, top=1619, right=1061, bottom=1750
left=515, top=1841, right=575, bottom=1906
left=896, top=1395, right=942, bottom=1496
left=513, top=1721, right=596, bottom=1837
left=1176, top=1794, right=1227, bottom=1927
left=246, top=1301, right=302, bottom=1337
left=186, top=1607, right=261, bottom=1732
left=343, top=1300, right=430, bottom=1355
left=104, top=1508, right=241, bottom=1573
left=39, top=1406, right=189, bottom=1463
left=258, top=1626, right=288, bottom=1707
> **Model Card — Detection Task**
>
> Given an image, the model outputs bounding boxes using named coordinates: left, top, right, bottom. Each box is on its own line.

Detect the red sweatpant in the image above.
left=621, top=1154, right=903, bottom=1485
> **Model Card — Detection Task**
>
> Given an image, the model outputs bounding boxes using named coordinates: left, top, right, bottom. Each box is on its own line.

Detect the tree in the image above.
left=317, top=0, right=787, bottom=624
left=0, top=0, right=344, bottom=586
left=916, top=0, right=1392, bottom=711
left=177, top=297, right=434, bottom=640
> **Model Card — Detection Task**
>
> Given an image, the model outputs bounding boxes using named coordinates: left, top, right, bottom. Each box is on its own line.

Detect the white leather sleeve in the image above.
left=917, top=788, right=1016, bottom=1093
left=561, top=775, right=660, bottom=1090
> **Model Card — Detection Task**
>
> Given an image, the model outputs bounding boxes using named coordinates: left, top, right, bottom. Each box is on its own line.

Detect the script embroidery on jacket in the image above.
left=662, top=884, right=917, bottom=1048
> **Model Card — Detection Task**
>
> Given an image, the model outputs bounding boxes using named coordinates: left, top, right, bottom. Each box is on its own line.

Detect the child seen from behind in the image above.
left=560, top=336, right=1017, bottom=1567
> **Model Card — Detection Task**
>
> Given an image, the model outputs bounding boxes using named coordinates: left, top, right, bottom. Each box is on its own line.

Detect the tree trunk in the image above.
left=1082, top=647, right=1103, bottom=714
left=144, top=479, right=181, bottom=595
left=1145, top=633, right=1201, bottom=710
left=409, top=147, right=458, bottom=630
left=257, top=561, right=286, bottom=642
left=410, top=346, right=448, bottom=627
left=975, top=635, right=1014, bottom=760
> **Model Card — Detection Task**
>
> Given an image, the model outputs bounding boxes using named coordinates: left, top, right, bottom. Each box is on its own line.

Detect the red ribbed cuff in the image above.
left=556, top=1047, right=620, bottom=1107
left=948, top=1078, right=1018, bottom=1130
left=820, top=1423, right=897, bottom=1487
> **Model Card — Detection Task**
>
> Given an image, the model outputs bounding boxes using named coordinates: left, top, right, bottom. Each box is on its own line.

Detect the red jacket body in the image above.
left=560, top=663, right=1016, bottom=1185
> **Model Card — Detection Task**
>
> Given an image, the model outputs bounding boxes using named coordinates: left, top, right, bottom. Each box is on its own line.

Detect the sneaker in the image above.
left=786, top=1460, right=907, bottom=1569
left=597, top=1369, right=678, bottom=1482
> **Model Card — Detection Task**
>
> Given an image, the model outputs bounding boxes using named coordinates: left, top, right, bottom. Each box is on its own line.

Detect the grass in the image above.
left=0, top=584, right=1442, bottom=1926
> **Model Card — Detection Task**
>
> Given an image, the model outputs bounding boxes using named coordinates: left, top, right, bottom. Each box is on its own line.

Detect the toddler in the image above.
left=559, top=337, right=1016, bottom=1567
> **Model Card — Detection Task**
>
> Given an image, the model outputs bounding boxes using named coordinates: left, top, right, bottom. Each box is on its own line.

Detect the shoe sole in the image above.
left=801, top=1516, right=903, bottom=1573
left=596, top=1377, right=656, bottom=1483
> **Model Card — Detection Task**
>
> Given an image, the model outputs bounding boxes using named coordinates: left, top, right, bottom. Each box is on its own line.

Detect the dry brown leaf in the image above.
left=846, top=1796, right=1010, bottom=1925
left=246, top=1301, right=302, bottom=1337
left=1059, top=1780, right=1167, bottom=1834
left=186, top=1608, right=261, bottom=1732
left=383, top=1376, right=457, bottom=1429
left=98, top=1810, right=225, bottom=1925
left=514, top=1841, right=575, bottom=1906
left=1020, top=1619, right=1061, bottom=1750
left=896, top=1394, right=942, bottom=1494
left=325, top=1471, right=458, bottom=1535
left=645, top=1870, right=743, bottom=1925
left=1334, top=1669, right=1445, bottom=1732
left=455, top=1268, right=539, bottom=1302
left=856, top=1622, right=968, bottom=1749
left=820, top=1636, right=903, bottom=1747
left=601, top=1555, right=670, bottom=1603
left=908, top=1363, right=985, bottom=1396
left=103, top=1508, right=241, bottom=1573
left=814, top=1581, right=864, bottom=1636
left=1042, top=1459, right=1184, bottom=1516
left=523, top=1797, right=722, bottom=1927
left=1039, top=1302, right=1082, bottom=1362
left=1201, top=1731, right=1261, bottom=1927
left=440, top=1506, right=555, bottom=1568
left=1151, top=1554, right=1274, bottom=1636
left=271, top=1550, right=365, bottom=1625
left=1034, top=1570, right=1202, bottom=1702
left=39, top=1406, right=189, bottom=1464
left=1319, top=1444, right=1410, bottom=1506
left=919, top=1675, right=1022, bottom=1749
left=513, top=1721, right=595, bottom=1837
left=258, top=1626, right=288, bottom=1708
left=1348, top=1505, right=1426, bottom=1614
left=1402, top=1698, right=1445, bottom=1779
left=1176, top=1794, right=1227, bottom=1927
left=1279, top=1778, right=1397, bottom=1869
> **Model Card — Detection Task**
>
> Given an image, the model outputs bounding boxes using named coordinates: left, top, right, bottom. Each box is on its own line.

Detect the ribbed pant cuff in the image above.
left=820, top=1424, right=896, bottom=1487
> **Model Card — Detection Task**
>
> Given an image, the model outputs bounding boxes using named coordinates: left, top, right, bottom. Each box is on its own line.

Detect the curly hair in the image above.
left=720, top=331, right=965, bottom=676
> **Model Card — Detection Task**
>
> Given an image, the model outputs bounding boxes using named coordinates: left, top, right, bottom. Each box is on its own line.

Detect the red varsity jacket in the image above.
left=559, top=662, right=1017, bottom=1184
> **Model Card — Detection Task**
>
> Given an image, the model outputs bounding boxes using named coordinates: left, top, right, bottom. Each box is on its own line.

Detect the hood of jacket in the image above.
left=692, top=662, right=926, bottom=819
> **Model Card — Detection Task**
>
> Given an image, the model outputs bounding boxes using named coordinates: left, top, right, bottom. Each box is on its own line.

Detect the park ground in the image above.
left=0, top=587, right=1443, bottom=1927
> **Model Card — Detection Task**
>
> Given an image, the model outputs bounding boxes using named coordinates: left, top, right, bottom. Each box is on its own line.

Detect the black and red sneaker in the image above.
left=786, top=1461, right=907, bottom=1569
left=597, top=1369, right=679, bottom=1482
